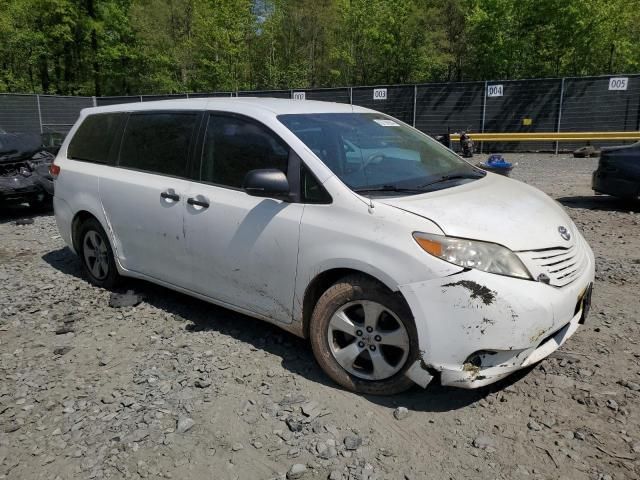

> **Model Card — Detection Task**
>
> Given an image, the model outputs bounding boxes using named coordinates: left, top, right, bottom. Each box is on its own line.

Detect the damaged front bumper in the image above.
left=0, top=155, right=54, bottom=204
left=437, top=307, right=586, bottom=388
left=0, top=174, right=43, bottom=203
left=399, top=251, right=595, bottom=389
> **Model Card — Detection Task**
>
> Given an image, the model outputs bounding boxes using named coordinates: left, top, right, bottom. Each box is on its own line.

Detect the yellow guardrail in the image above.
left=449, top=132, right=640, bottom=142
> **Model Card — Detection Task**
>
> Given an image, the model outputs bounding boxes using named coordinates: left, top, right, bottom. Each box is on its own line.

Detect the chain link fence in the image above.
left=2, top=74, right=639, bottom=152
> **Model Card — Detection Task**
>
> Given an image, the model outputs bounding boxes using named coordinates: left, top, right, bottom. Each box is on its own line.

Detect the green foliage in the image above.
left=0, top=0, right=638, bottom=94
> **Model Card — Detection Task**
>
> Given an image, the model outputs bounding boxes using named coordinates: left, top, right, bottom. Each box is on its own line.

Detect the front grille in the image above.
left=519, top=236, right=588, bottom=287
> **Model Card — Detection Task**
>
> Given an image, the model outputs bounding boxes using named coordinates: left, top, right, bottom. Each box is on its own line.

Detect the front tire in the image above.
left=78, top=218, right=120, bottom=289
left=309, top=275, right=419, bottom=395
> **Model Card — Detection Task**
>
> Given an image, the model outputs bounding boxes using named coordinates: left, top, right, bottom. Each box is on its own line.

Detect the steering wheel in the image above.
left=365, top=153, right=386, bottom=166
left=345, top=153, right=385, bottom=175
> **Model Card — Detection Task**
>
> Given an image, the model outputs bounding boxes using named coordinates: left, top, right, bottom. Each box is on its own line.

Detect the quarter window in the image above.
left=301, top=165, right=331, bottom=204
left=119, top=113, right=198, bottom=177
left=201, top=115, right=289, bottom=188
left=68, top=113, right=123, bottom=164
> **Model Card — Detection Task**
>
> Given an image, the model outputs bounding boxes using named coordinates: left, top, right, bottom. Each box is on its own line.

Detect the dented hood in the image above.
left=380, top=173, right=576, bottom=251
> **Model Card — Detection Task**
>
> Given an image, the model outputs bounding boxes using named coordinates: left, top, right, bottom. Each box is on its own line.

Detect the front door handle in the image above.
left=187, top=197, right=210, bottom=208
left=161, top=191, right=180, bottom=201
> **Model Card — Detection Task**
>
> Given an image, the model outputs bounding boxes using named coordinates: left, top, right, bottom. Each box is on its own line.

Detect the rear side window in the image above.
left=119, top=113, right=198, bottom=177
left=200, top=114, right=289, bottom=188
left=68, top=113, right=123, bottom=164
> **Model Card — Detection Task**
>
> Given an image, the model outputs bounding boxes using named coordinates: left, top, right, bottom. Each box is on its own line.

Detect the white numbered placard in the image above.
left=373, top=88, right=387, bottom=100
left=487, top=84, right=503, bottom=97
left=292, top=91, right=306, bottom=100
left=608, top=77, right=628, bottom=91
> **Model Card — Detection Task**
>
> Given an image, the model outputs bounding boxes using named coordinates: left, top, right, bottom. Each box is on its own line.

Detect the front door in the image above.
left=184, top=113, right=303, bottom=323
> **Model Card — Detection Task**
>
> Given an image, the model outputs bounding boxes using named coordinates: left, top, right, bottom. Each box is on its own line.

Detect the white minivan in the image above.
left=52, top=98, right=594, bottom=394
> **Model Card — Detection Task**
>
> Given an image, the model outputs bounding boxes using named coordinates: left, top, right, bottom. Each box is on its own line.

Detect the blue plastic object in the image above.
left=485, top=154, right=512, bottom=168
left=478, top=154, right=514, bottom=176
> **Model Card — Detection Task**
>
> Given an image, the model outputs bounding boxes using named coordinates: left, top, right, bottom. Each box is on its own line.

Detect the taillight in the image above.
left=50, top=162, right=60, bottom=178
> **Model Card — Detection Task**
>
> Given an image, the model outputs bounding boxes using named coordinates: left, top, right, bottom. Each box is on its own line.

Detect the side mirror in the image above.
left=243, top=169, right=291, bottom=200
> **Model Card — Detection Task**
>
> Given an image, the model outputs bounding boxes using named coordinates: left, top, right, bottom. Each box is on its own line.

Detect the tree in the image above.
left=0, top=0, right=638, bottom=95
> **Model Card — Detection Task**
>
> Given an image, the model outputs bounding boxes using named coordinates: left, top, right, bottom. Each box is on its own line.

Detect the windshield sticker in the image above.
left=373, top=119, right=400, bottom=127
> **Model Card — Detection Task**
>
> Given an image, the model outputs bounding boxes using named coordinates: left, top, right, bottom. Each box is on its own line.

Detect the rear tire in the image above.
left=78, top=218, right=120, bottom=289
left=309, top=274, right=419, bottom=395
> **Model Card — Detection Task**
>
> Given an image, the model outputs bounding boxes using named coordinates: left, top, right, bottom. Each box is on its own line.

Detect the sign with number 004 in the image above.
left=487, top=84, right=503, bottom=97
left=292, top=92, right=306, bottom=100
left=373, top=88, right=387, bottom=100
left=608, top=77, right=628, bottom=91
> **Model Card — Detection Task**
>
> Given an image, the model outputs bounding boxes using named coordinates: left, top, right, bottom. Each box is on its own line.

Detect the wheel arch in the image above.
left=301, top=267, right=403, bottom=339
left=71, top=210, right=104, bottom=252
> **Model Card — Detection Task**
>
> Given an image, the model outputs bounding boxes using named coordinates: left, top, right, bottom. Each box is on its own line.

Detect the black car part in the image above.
left=592, top=142, right=640, bottom=200
left=1, top=131, right=55, bottom=206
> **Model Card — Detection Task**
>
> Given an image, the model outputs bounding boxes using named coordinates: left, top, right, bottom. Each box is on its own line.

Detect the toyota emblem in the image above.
left=558, top=226, right=571, bottom=241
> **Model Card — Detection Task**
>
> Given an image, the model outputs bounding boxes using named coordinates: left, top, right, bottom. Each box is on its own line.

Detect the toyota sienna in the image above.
left=52, top=98, right=595, bottom=394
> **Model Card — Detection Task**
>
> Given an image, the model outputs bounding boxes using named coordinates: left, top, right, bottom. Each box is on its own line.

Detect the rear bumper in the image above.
left=399, top=246, right=595, bottom=389
left=592, top=170, right=639, bottom=199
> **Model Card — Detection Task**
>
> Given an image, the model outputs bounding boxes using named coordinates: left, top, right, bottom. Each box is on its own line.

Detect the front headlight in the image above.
left=413, top=232, right=532, bottom=280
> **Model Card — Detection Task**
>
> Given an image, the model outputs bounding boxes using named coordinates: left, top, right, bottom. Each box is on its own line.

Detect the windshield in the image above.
left=278, top=113, right=484, bottom=195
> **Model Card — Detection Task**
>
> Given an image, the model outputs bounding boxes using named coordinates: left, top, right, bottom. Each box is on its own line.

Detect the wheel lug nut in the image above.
left=358, top=341, right=365, bottom=348
left=369, top=345, right=376, bottom=351
left=356, top=330, right=363, bottom=337
left=374, top=335, right=381, bottom=342
left=366, top=326, right=373, bottom=333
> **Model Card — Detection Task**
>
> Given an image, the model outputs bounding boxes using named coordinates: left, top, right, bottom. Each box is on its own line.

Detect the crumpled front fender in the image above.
left=399, top=251, right=594, bottom=388
left=400, top=270, right=556, bottom=370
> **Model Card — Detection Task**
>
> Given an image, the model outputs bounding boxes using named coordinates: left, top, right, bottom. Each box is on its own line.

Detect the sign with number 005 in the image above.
left=608, top=77, right=628, bottom=91
left=487, top=84, right=503, bottom=97
left=373, top=88, right=387, bottom=100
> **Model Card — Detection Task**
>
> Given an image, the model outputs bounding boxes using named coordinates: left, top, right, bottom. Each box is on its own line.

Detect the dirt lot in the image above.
left=1, top=153, right=639, bottom=480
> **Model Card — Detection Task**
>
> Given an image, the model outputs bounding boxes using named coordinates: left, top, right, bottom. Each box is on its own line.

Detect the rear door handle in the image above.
left=161, top=191, right=180, bottom=201
left=187, top=197, right=210, bottom=208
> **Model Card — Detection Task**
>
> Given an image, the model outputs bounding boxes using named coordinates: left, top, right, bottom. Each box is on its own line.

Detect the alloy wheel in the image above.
left=327, top=300, right=410, bottom=381
left=83, top=230, right=109, bottom=280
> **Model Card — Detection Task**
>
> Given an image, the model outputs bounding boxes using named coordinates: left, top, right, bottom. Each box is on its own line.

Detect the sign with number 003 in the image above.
left=608, top=77, right=628, bottom=91
left=487, top=84, right=503, bottom=97
left=373, top=88, right=387, bottom=100
left=292, top=92, right=306, bottom=100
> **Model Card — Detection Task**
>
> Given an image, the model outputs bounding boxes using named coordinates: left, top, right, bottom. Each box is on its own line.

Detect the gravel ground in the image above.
left=1, top=153, right=639, bottom=480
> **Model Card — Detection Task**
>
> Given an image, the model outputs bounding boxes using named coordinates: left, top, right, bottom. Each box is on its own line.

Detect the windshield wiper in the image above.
left=352, top=172, right=485, bottom=194
left=417, top=172, right=485, bottom=189
left=352, top=185, right=426, bottom=194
